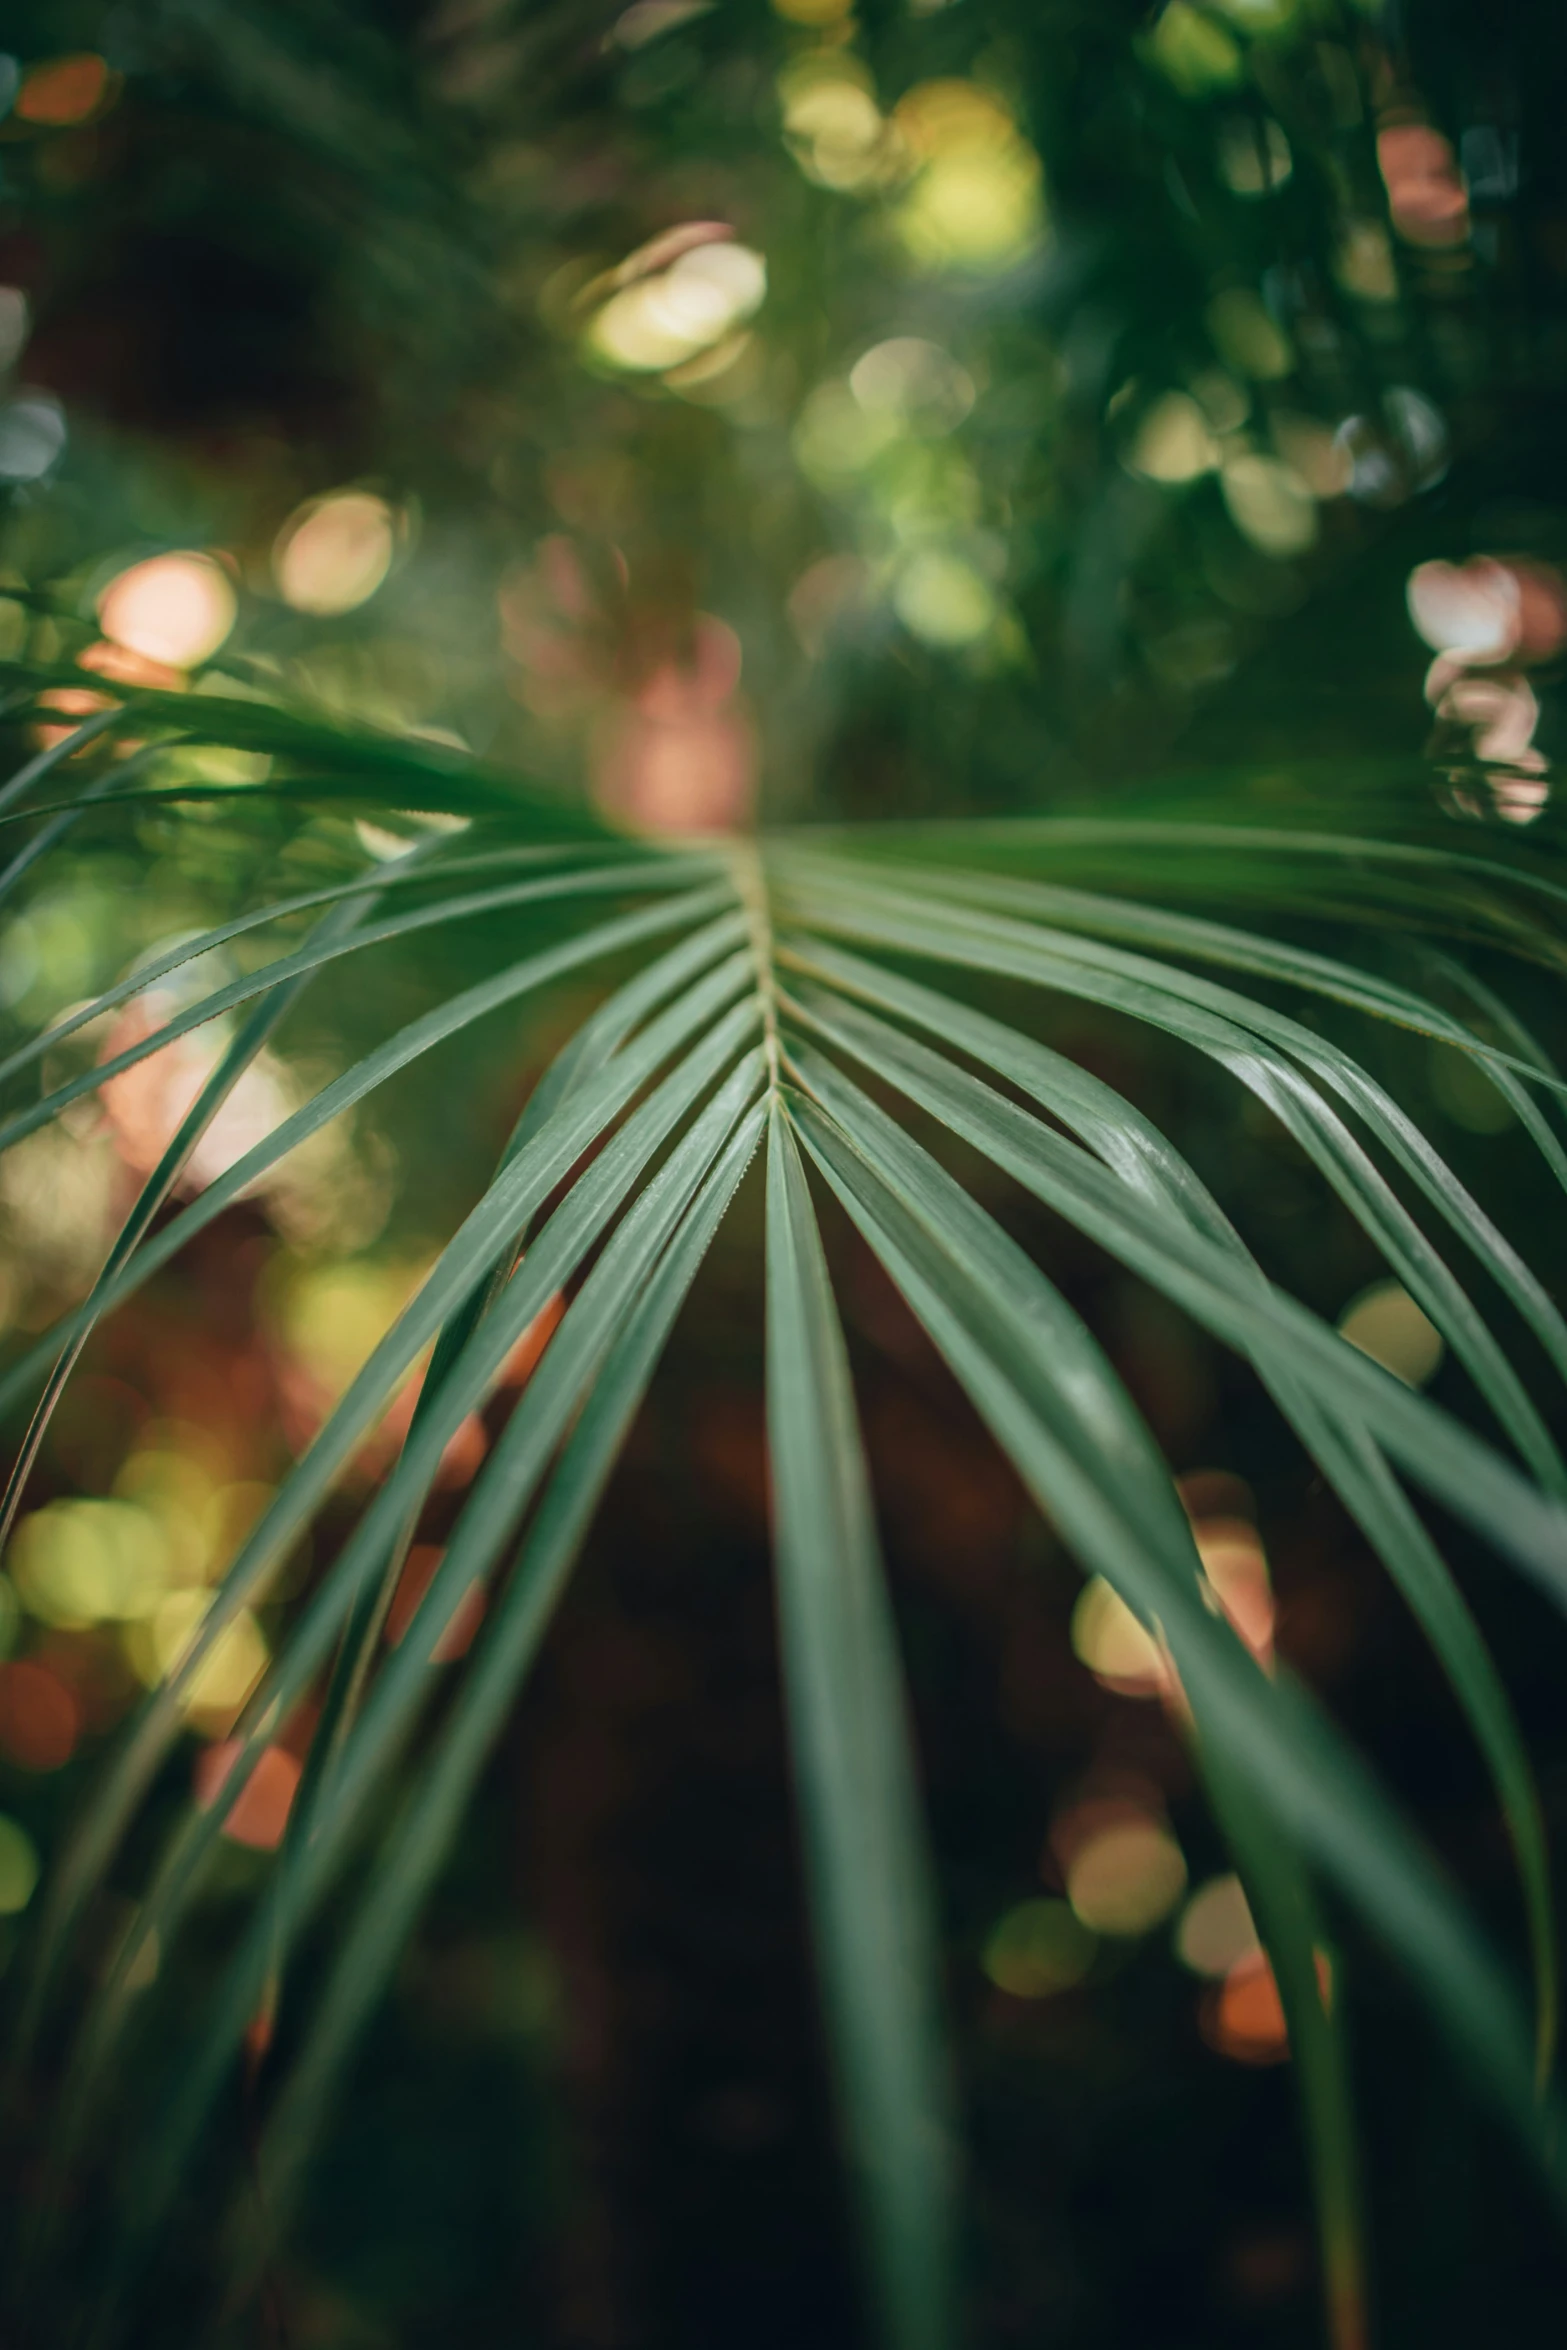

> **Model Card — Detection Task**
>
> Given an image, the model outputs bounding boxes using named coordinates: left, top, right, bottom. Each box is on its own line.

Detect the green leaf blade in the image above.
left=765, top=1104, right=958, bottom=2350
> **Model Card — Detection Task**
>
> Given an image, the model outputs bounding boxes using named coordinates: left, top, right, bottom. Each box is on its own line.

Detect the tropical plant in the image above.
left=3, top=0, right=1567, bottom=2342
left=0, top=670, right=1566, bottom=2347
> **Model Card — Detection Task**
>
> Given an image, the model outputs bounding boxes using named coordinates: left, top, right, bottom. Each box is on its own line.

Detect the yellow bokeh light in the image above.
left=1221, top=452, right=1317, bottom=556
left=1190, top=369, right=1250, bottom=434
left=1335, top=221, right=1399, bottom=303
left=665, top=329, right=757, bottom=399
left=982, top=1899, right=1097, bottom=1998
left=892, top=549, right=997, bottom=648
left=1270, top=413, right=1351, bottom=498
left=97, top=552, right=237, bottom=670
left=0, top=1815, right=40, bottom=1916
left=1218, top=117, right=1292, bottom=198
left=1206, top=287, right=1292, bottom=381
left=896, top=150, right=1043, bottom=272
left=1066, top=1817, right=1187, bottom=1936
left=1124, top=392, right=1218, bottom=486
left=274, top=491, right=398, bottom=616
left=891, top=82, right=1044, bottom=272
left=126, top=1589, right=269, bottom=1720
left=589, top=241, right=767, bottom=373
left=778, top=55, right=892, bottom=193
left=895, top=79, right=1014, bottom=154
left=272, top=1256, right=422, bottom=1398
left=1337, top=1279, right=1445, bottom=1388
left=1210, top=0, right=1298, bottom=28
left=1176, top=1873, right=1262, bottom=1977
left=10, top=1499, right=171, bottom=1629
left=771, top=0, right=853, bottom=21
left=1069, top=1576, right=1166, bottom=1695
left=590, top=282, right=706, bottom=372
left=113, top=1441, right=274, bottom=1588
left=1147, top=3, right=1244, bottom=97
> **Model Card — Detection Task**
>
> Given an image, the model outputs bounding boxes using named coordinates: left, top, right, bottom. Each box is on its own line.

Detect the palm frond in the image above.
left=2, top=681, right=1566, bottom=2348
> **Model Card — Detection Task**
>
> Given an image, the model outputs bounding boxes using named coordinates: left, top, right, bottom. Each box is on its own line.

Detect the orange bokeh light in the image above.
left=501, top=1291, right=566, bottom=1386
left=193, top=1740, right=303, bottom=1851
left=593, top=615, right=755, bottom=835
left=33, top=640, right=186, bottom=753
left=16, top=54, right=115, bottom=128
left=1201, top=1947, right=1333, bottom=2065
left=435, top=1412, right=490, bottom=1490
left=0, top=1658, right=81, bottom=1771
left=385, top=1544, right=485, bottom=1662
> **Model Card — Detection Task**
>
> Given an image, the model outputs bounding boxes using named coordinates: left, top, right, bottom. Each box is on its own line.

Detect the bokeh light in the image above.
left=779, top=54, right=892, bottom=194
left=1378, top=120, right=1470, bottom=250
left=1337, top=1280, right=1445, bottom=1388
left=10, top=1500, right=169, bottom=1630
left=1201, top=1948, right=1331, bottom=2065
left=1408, top=557, right=1519, bottom=661
left=0, top=1814, right=41, bottom=1915
left=193, top=1740, right=302, bottom=1850
left=16, top=54, right=115, bottom=127
left=274, top=491, right=398, bottom=616
left=592, top=613, right=755, bottom=832
left=793, top=379, right=899, bottom=485
left=1218, top=116, right=1292, bottom=198
left=1071, top=1492, right=1273, bottom=1699
left=98, top=991, right=295, bottom=1192
left=1069, top=1576, right=1168, bottom=1696
left=0, top=1659, right=80, bottom=1771
left=1194, top=1515, right=1275, bottom=1668
left=1176, top=1873, right=1262, bottom=1977
left=501, top=1291, right=566, bottom=1387
left=1124, top=392, right=1218, bottom=486
left=97, top=552, right=237, bottom=669
left=0, top=289, right=30, bottom=372
left=588, top=237, right=766, bottom=374
left=1056, top=1800, right=1188, bottom=1937
left=125, top=1590, right=269, bottom=1731
left=982, top=1899, right=1097, bottom=1997
left=1409, top=555, right=1567, bottom=672
left=0, top=393, right=67, bottom=484
left=1147, top=3, right=1244, bottom=98
left=849, top=338, right=975, bottom=434
left=892, top=550, right=997, bottom=649
left=269, top=1254, right=428, bottom=1415
left=386, top=1543, right=486, bottom=1661
left=890, top=81, right=1045, bottom=272
left=1206, top=288, right=1292, bottom=382
left=1270, top=413, right=1351, bottom=498
left=1336, top=218, right=1399, bottom=304
left=1220, top=453, right=1317, bottom=557
left=1202, top=1951, right=1291, bottom=2062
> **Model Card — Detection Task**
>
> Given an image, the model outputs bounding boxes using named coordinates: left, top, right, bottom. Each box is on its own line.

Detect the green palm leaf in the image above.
left=2, top=740, right=1565, bottom=2350
left=766, top=1104, right=958, bottom=2350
